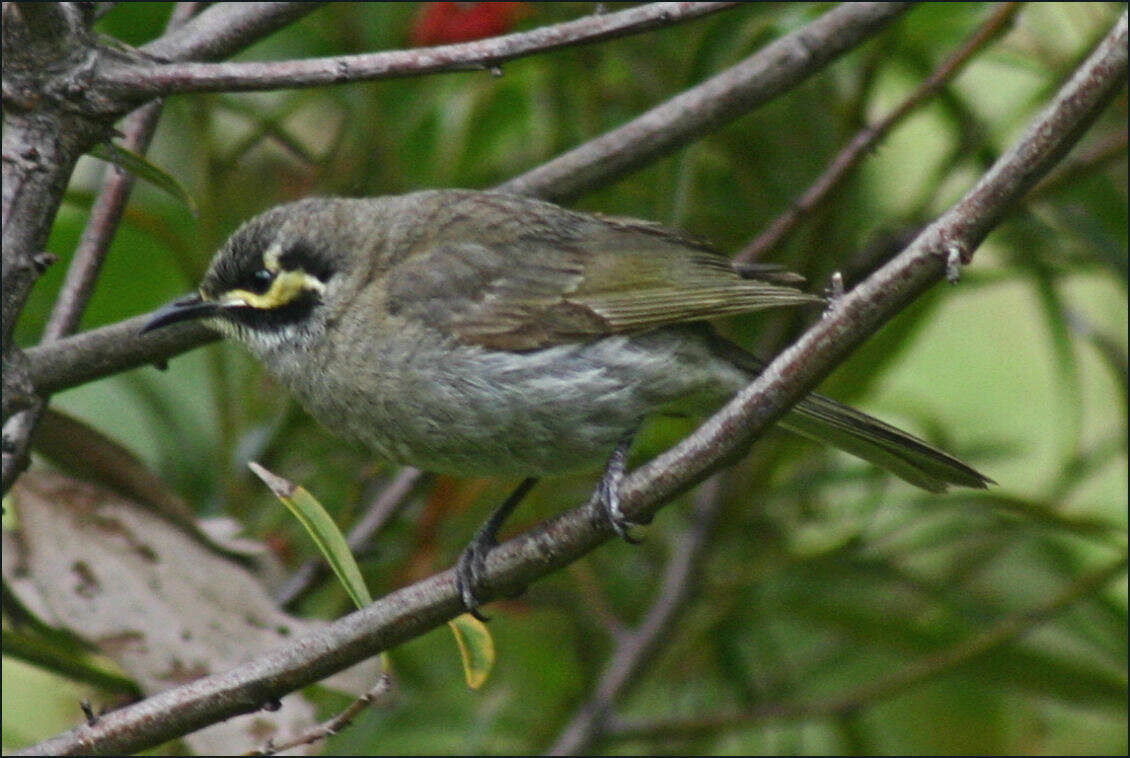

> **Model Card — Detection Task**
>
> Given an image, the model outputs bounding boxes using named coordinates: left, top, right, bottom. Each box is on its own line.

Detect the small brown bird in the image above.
left=144, top=190, right=990, bottom=615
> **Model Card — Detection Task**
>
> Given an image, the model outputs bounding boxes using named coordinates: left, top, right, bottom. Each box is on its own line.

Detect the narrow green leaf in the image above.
left=88, top=142, right=197, bottom=215
left=447, top=613, right=495, bottom=690
left=249, top=461, right=371, bottom=609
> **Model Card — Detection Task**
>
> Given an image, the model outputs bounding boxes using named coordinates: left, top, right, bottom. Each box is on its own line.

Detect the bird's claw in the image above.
left=455, top=536, right=495, bottom=621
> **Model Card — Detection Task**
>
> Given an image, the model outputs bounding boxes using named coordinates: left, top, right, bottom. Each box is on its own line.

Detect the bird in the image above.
left=142, top=189, right=990, bottom=616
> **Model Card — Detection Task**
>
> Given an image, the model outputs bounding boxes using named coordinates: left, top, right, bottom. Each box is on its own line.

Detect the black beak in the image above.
left=140, top=293, right=221, bottom=334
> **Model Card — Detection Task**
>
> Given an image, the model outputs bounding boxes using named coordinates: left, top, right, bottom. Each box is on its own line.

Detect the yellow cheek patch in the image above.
left=219, top=270, right=325, bottom=310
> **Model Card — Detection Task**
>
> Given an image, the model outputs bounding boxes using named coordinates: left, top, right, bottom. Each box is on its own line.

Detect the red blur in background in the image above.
left=411, top=2, right=530, bottom=46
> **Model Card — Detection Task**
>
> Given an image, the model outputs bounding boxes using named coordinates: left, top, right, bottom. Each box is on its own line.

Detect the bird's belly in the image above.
left=274, top=326, right=745, bottom=477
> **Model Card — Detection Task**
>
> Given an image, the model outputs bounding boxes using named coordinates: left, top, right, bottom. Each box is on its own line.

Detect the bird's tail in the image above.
left=706, top=331, right=991, bottom=492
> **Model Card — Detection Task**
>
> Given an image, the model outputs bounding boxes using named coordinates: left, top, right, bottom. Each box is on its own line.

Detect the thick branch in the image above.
left=2, top=4, right=197, bottom=493
left=499, top=2, right=910, bottom=202
left=22, top=314, right=214, bottom=399
left=97, top=3, right=738, bottom=98
left=18, top=11, right=1126, bottom=755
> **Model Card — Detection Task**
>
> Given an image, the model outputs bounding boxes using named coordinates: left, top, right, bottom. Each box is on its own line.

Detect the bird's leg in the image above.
left=588, top=432, right=642, bottom=543
left=455, top=476, right=538, bottom=620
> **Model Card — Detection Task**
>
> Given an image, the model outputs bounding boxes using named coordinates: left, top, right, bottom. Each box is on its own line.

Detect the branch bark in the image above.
left=96, top=3, right=739, bottom=98
left=1, top=3, right=198, bottom=493
left=141, top=2, right=324, bottom=63
left=18, top=10, right=1127, bottom=756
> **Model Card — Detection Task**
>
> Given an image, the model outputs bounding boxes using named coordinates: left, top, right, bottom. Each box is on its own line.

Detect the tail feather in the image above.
left=781, top=393, right=992, bottom=492
left=703, top=329, right=991, bottom=492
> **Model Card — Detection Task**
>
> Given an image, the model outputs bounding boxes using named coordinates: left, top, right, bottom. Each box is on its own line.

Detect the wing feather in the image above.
left=383, top=191, right=820, bottom=350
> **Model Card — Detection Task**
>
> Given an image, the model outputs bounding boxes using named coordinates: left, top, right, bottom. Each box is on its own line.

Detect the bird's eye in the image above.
left=249, top=268, right=273, bottom=294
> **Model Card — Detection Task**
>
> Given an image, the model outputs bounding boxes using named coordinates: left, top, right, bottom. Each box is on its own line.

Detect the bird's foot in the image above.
left=587, top=432, right=644, bottom=543
left=453, top=477, right=538, bottom=620
left=454, top=532, right=495, bottom=621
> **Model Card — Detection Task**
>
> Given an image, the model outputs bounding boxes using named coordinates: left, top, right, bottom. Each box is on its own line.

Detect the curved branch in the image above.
left=17, top=11, right=1127, bottom=756
left=141, top=2, right=324, bottom=63
left=97, top=3, right=739, bottom=98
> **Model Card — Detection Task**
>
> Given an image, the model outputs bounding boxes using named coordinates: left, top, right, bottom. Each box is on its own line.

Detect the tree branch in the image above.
left=141, top=2, right=324, bottom=63
left=2, top=3, right=198, bottom=493
left=734, top=1, right=1021, bottom=263
left=97, top=3, right=739, bottom=98
left=17, top=10, right=1126, bottom=755
left=498, top=2, right=911, bottom=202
left=20, top=314, right=214, bottom=400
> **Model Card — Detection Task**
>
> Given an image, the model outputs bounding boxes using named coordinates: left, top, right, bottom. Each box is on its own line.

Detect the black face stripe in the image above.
left=279, top=241, right=334, bottom=283
left=223, top=290, right=320, bottom=332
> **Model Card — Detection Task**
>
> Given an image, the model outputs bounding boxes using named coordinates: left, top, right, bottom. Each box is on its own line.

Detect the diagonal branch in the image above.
left=96, top=3, right=740, bottom=98
left=17, top=10, right=1126, bottom=756
left=141, top=2, right=324, bottom=63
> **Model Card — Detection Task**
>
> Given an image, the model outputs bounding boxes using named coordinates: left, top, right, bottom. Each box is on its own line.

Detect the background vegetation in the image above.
left=4, top=2, right=1126, bottom=754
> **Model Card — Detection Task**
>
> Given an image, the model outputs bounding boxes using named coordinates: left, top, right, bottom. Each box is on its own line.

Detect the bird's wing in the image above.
left=383, top=192, right=820, bottom=350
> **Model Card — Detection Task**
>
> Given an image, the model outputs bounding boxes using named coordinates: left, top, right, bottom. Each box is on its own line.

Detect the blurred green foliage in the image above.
left=6, top=2, right=1126, bottom=755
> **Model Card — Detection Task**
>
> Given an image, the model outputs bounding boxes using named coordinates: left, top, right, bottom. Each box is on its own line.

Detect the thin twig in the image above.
left=274, top=468, right=429, bottom=608
left=42, top=103, right=168, bottom=341
left=604, top=552, right=1128, bottom=743
left=245, top=671, right=395, bottom=756
left=735, top=2, right=1021, bottom=263
left=98, top=3, right=739, bottom=98
left=547, top=475, right=727, bottom=755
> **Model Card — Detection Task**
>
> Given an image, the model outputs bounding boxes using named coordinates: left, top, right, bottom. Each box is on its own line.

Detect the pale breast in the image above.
left=265, top=321, right=747, bottom=477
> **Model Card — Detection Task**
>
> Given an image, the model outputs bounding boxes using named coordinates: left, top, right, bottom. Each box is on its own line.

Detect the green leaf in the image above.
left=88, top=141, right=197, bottom=215
left=249, top=461, right=371, bottom=609
left=249, top=462, right=495, bottom=688
left=447, top=613, right=495, bottom=690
